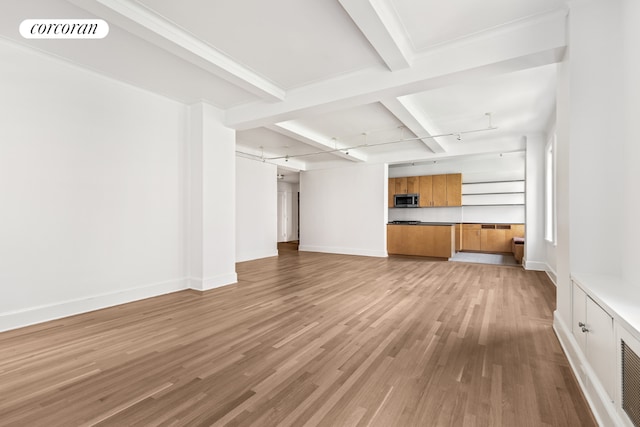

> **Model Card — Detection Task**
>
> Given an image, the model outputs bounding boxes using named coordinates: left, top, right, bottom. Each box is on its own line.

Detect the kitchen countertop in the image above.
left=387, top=221, right=455, bottom=226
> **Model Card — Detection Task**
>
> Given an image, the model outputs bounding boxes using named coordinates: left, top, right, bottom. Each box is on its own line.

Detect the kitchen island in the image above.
left=387, top=222, right=455, bottom=259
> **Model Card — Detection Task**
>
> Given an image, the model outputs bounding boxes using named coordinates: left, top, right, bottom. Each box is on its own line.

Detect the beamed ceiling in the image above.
left=1, top=0, right=567, bottom=182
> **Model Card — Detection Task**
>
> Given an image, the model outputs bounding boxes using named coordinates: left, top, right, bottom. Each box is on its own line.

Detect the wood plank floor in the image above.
left=0, top=248, right=595, bottom=426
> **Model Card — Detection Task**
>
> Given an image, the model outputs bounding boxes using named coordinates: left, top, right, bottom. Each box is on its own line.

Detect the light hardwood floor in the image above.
left=0, top=248, right=595, bottom=426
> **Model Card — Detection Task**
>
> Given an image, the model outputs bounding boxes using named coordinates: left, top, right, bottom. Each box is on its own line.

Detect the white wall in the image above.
left=553, top=4, right=638, bottom=424
left=0, top=41, right=241, bottom=331
left=567, top=0, right=625, bottom=278
left=300, top=163, right=387, bottom=257
left=622, top=0, right=640, bottom=286
left=0, top=40, right=187, bottom=330
left=236, top=156, right=278, bottom=262
left=555, top=0, right=627, bottom=330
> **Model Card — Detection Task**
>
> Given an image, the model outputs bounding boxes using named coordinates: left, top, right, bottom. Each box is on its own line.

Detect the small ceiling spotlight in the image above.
left=285, top=155, right=289, bottom=162
left=457, top=134, right=462, bottom=141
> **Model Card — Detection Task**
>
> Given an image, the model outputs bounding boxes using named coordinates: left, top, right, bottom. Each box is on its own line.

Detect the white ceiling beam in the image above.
left=338, top=0, right=413, bottom=71
left=226, top=8, right=567, bottom=130
left=67, top=0, right=285, bottom=102
left=268, top=123, right=367, bottom=163
left=381, top=98, right=446, bottom=154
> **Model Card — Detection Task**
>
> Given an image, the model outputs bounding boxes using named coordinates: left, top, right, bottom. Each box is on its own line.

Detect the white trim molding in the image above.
left=189, top=273, right=238, bottom=292
left=0, top=278, right=188, bottom=333
left=523, top=259, right=547, bottom=271
left=299, top=245, right=388, bottom=258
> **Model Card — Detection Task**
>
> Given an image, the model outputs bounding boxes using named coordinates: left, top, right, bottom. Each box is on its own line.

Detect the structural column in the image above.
left=524, top=133, right=546, bottom=271
left=188, top=102, right=237, bottom=290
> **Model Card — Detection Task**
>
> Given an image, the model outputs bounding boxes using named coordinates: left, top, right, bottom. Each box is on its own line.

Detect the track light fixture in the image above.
left=236, top=113, right=498, bottom=162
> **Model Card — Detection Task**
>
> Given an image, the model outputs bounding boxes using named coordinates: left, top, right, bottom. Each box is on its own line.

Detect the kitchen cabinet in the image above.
left=395, top=177, right=407, bottom=194
left=390, top=173, right=462, bottom=207
left=432, top=174, right=447, bottom=206
left=387, top=224, right=455, bottom=258
left=461, top=224, right=524, bottom=253
left=572, top=282, right=615, bottom=400
left=406, top=176, right=419, bottom=194
left=388, top=178, right=395, bottom=208
left=481, top=225, right=511, bottom=252
left=418, top=173, right=462, bottom=207
left=446, top=173, right=462, bottom=206
left=418, top=175, right=432, bottom=207
left=461, top=224, right=482, bottom=251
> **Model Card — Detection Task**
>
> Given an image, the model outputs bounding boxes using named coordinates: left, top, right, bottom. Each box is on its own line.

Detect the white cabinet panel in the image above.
left=586, top=297, right=614, bottom=401
left=573, top=283, right=587, bottom=353
left=572, top=281, right=615, bottom=401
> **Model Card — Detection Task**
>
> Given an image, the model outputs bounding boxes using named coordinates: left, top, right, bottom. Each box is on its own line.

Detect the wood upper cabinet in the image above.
left=421, top=173, right=462, bottom=207
left=431, top=174, right=447, bottom=207
left=388, top=178, right=395, bottom=207
left=406, top=176, right=419, bottom=194
left=394, top=177, right=408, bottom=195
left=389, top=173, right=462, bottom=208
left=418, top=175, right=432, bottom=207
left=446, top=173, right=462, bottom=206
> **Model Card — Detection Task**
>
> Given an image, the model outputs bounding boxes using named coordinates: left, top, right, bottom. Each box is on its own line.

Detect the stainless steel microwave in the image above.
left=394, top=193, right=419, bottom=208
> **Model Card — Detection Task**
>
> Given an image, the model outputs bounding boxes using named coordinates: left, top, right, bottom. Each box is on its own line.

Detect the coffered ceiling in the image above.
left=1, top=0, right=567, bottom=180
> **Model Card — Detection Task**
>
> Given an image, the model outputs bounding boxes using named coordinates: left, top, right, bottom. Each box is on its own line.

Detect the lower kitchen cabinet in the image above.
left=461, top=223, right=524, bottom=253
left=462, top=224, right=481, bottom=251
left=481, top=225, right=511, bottom=252
left=387, top=224, right=455, bottom=258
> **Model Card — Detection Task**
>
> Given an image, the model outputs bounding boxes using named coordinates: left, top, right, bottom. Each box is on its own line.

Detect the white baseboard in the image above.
left=237, top=250, right=279, bottom=263
left=553, top=311, right=624, bottom=427
left=523, top=259, right=547, bottom=271
left=298, top=245, right=388, bottom=258
left=189, top=273, right=238, bottom=291
left=545, top=265, right=558, bottom=286
left=0, top=278, right=188, bottom=333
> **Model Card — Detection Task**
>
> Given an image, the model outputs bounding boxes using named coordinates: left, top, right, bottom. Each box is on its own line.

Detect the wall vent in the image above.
left=622, top=339, right=640, bottom=427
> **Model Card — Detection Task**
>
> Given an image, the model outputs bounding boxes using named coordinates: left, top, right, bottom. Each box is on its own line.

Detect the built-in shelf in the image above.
left=462, top=192, right=524, bottom=196
left=461, top=180, right=525, bottom=207
left=462, top=204, right=525, bottom=207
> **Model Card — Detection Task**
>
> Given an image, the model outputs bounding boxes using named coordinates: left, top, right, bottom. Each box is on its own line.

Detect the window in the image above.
left=545, top=135, right=556, bottom=243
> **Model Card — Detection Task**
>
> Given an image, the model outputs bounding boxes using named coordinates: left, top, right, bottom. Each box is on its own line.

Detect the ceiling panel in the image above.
left=283, top=102, right=415, bottom=147
left=236, top=127, right=354, bottom=167
left=399, top=65, right=557, bottom=144
left=135, top=0, right=385, bottom=88
left=390, top=0, right=566, bottom=51
left=0, top=0, right=258, bottom=108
